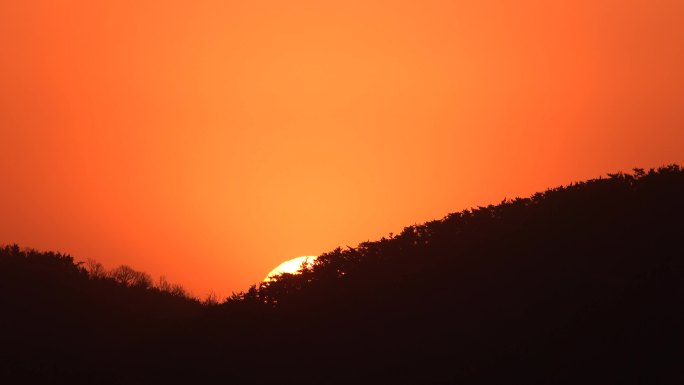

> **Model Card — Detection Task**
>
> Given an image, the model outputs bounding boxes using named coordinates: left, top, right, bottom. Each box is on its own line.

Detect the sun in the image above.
left=264, top=256, right=318, bottom=282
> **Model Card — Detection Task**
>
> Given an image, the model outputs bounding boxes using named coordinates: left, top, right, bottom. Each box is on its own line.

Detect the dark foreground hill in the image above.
left=1, top=165, right=683, bottom=384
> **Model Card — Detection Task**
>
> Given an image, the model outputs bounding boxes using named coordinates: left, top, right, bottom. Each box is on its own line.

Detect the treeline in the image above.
left=0, top=246, right=201, bottom=384
left=240, top=165, right=684, bottom=308
left=1, top=165, right=683, bottom=384
left=0, top=245, right=195, bottom=300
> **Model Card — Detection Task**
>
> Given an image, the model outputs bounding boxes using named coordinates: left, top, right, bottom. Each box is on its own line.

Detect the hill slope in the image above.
left=2, top=165, right=683, bottom=384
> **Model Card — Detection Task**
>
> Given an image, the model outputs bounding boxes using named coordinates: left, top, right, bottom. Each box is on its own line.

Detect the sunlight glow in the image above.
left=264, top=256, right=318, bottom=282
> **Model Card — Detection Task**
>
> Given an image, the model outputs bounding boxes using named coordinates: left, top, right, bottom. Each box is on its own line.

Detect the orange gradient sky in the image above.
left=1, top=1, right=683, bottom=296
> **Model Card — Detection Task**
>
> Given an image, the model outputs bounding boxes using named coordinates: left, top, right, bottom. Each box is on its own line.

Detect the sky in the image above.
left=1, top=1, right=683, bottom=297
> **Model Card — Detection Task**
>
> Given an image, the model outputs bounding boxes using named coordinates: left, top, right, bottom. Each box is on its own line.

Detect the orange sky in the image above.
left=1, top=1, right=683, bottom=297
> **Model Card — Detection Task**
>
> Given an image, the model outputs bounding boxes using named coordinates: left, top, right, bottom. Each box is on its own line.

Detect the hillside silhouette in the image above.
left=1, top=165, right=682, bottom=384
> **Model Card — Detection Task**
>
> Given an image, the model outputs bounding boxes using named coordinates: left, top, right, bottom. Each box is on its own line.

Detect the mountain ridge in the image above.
left=1, top=165, right=682, bottom=384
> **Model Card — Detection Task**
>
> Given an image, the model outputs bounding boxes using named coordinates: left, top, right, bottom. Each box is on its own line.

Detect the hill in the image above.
left=1, top=165, right=683, bottom=384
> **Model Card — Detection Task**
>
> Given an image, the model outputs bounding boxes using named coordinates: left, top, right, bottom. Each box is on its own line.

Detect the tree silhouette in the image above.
left=1, top=165, right=682, bottom=384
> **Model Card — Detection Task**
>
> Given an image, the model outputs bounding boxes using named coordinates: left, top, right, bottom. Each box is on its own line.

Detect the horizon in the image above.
left=1, top=0, right=683, bottom=296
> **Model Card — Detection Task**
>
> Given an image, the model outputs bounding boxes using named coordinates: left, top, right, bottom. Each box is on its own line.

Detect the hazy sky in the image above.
left=1, top=1, right=683, bottom=296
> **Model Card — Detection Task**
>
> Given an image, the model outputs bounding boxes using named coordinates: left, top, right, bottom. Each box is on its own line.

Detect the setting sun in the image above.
left=264, top=256, right=318, bottom=282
